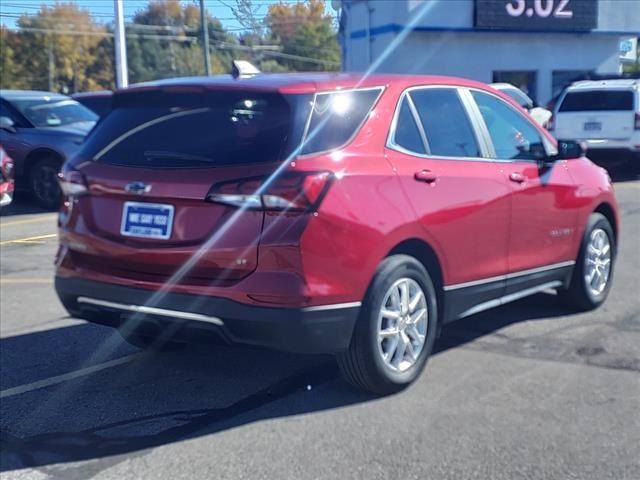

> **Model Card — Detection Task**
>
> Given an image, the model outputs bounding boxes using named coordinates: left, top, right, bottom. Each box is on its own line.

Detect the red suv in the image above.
left=55, top=74, right=619, bottom=394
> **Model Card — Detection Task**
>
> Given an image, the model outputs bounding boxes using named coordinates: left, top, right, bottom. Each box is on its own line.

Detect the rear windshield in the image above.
left=558, top=90, right=635, bottom=112
left=82, top=90, right=312, bottom=168
left=81, top=87, right=382, bottom=168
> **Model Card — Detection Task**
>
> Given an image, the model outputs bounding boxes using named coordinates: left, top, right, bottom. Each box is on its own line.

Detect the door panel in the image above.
left=469, top=89, right=579, bottom=282
left=500, top=160, right=578, bottom=277
left=386, top=151, right=511, bottom=286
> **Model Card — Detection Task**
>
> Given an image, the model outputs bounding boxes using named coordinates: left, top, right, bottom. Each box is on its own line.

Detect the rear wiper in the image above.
left=143, top=150, right=216, bottom=164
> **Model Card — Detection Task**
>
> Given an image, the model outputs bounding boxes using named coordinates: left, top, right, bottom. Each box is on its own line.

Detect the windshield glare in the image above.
left=12, top=98, right=97, bottom=128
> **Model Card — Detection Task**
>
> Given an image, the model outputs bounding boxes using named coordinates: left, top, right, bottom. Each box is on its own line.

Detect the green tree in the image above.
left=0, top=26, right=29, bottom=89
left=127, top=0, right=235, bottom=83
left=265, top=0, right=340, bottom=71
left=11, top=3, right=111, bottom=92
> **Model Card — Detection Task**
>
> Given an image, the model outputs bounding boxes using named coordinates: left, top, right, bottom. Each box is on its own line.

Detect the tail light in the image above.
left=58, top=169, right=89, bottom=197
left=635, top=112, right=640, bottom=130
left=206, top=171, right=333, bottom=212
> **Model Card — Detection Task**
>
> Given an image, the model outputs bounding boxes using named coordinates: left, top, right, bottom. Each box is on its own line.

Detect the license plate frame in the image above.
left=120, top=201, right=174, bottom=240
left=583, top=121, right=602, bottom=132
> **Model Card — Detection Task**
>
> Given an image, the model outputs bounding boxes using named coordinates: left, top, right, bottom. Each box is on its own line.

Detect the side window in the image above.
left=301, top=88, right=382, bottom=155
left=409, top=88, right=480, bottom=158
left=472, top=91, right=544, bottom=161
left=0, top=101, right=16, bottom=121
left=392, top=97, right=426, bottom=154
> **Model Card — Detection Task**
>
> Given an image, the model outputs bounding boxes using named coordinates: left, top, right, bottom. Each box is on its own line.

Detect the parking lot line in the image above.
left=0, top=214, right=57, bottom=228
left=0, top=353, right=144, bottom=399
left=0, top=233, right=57, bottom=246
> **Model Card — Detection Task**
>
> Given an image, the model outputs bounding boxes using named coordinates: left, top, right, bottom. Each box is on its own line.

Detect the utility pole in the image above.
left=199, top=0, right=211, bottom=75
left=47, top=35, right=54, bottom=91
left=114, top=0, right=129, bottom=88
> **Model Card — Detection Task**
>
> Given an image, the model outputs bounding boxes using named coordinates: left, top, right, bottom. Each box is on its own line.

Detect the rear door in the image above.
left=554, top=89, right=636, bottom=141
left=384, top=86, right=511, bottom=321
left=70, top=88, right=309, bottom=284
left=469, top=89, right=578, bottom=294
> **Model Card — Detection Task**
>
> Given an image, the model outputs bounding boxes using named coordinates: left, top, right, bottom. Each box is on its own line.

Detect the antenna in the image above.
left=231, top=60, right=261, bottom=79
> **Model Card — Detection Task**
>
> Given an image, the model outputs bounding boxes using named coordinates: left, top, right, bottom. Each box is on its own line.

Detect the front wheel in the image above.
left=559, top=213, right=616, bottom=311
left=337, top=255, right=438, bottom=395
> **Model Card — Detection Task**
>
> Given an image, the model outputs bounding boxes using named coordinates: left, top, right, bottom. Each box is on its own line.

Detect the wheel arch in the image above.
left=386, top=238, right=445, bottom=321
left=593, top=202, right=618, bottom=244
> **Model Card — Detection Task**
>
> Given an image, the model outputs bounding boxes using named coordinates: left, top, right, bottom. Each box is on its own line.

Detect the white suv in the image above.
left=552, top=79, right=640, bottom=164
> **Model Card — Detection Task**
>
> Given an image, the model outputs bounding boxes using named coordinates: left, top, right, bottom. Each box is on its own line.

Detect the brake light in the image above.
left=58, top=169, right=89, bottom=197
left=206, top=172, right=333, bottom=211
left=635, top=112, right=640, bottom=130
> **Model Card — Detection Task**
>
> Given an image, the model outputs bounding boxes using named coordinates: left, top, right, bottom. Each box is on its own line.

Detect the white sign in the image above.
left=619, top=37, right=638, bottom=64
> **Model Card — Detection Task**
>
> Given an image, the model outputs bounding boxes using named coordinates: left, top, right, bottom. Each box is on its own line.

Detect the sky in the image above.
left=0, top=0, right=338, bottom=31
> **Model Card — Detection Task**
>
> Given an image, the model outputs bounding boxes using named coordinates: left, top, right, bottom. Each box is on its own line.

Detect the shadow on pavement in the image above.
left=0, top=191, right=51, bottom=217
left=0, top=291, right=573, bottom=471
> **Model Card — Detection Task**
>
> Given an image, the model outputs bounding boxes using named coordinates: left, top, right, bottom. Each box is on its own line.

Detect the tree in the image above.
left=127, top=0, right=235, bottom=83
left=11, top=3, right=112, bottom=92
left=265, top=0, right=340, bottom=71
left=0, top=26, right=29, bottom=89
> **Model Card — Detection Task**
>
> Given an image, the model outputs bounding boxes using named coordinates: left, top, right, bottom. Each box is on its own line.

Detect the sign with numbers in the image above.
left=475, top=0, right=598, bottom=31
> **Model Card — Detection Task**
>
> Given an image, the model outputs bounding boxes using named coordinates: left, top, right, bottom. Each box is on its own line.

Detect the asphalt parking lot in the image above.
left=1, top=173, right=639, bottom=480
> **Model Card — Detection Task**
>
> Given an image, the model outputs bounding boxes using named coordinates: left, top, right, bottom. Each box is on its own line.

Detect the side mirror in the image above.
left=555, top=139, right=586, bottom=160
left=0, top=116, right=16, bottom=133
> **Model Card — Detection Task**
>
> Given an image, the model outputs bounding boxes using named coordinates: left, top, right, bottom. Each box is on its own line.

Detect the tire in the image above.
left=118, top=328, right=186, bottom=352
left=337, top=254, right=438, bottom=395
left=559, top=213, right=616, bottom=311
left=29, top=157, right=62, bottom=209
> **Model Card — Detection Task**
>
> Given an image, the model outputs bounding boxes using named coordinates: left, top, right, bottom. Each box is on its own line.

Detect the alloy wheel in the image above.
left=377, top=277, right=428, bottom=373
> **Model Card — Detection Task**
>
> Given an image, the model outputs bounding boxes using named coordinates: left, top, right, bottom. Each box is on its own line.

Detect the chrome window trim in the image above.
left=297, top=85, right=386, bottom=159
left=386, top=84, right=492, bottom=162
left=465, top=86, right=559, bottom=161
left=443, top=260, right=575, bottom=291
left=406, top=93, right=430, bottom=153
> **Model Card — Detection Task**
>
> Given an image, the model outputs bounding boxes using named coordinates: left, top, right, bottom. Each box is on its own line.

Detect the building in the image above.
left=337, top=0, right=640, bottom=104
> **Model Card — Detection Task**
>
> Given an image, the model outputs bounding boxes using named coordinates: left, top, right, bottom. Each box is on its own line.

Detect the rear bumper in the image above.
left=55, top=276, right=359, bottom=354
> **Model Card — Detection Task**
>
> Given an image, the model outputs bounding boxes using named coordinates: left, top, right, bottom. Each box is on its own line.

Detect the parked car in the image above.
left=0, top=146, right=15, bottom=208
left=55, top=73, right=619, bottom=395
left=72, top=91, right=113, bottom=118
left=490, top=82, right=553, bottom=128
left=0, top=90, right=98, bottom=208
left=551, top=79, right=640, bottom=166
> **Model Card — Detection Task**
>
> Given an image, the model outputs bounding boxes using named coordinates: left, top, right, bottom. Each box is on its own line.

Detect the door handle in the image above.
left=414, top=170, right=437, bottom=184
left=509, top=172, right=526, bottom=183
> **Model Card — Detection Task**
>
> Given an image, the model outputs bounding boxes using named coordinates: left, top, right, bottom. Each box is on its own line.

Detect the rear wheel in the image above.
left=337, top=255, right=438, bottom=395
left=30, top=157, right=62, bottom=209
left=559, top=213, right=615, bottom=311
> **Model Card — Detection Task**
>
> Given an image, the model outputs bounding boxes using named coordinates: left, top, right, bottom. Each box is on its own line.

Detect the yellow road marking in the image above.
left=0, top=215, right=57, bottom=228
left=0, top=233, right=57, bottom=246
left=0, top=278, right=54, bottom=284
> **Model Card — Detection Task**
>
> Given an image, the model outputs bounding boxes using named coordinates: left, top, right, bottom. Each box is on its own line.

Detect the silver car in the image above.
left=0, top=90, right=97, bottom=208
